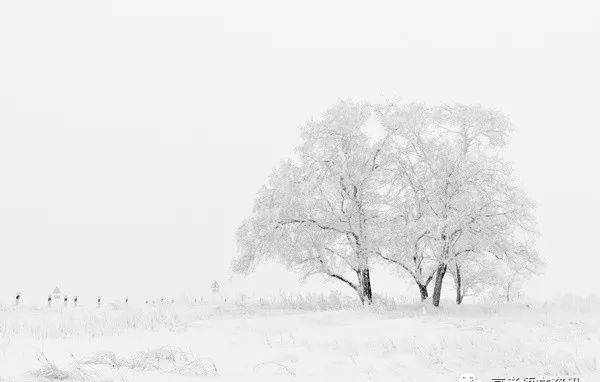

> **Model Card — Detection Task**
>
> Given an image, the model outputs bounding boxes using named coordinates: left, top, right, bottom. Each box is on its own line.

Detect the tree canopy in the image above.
left=235, top=99, right=541, bottom=306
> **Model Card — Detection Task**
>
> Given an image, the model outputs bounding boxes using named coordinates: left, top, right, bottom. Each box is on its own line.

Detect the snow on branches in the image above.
left=235, top=99, right=541, bottom=306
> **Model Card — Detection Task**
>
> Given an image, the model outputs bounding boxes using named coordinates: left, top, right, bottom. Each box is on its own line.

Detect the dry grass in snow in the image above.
left=0, top=297, right=599, bottom=382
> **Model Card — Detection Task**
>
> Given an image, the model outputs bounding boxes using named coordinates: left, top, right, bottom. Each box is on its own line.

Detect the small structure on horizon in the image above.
left=210, top=280, right=225, bottom=304
left=51, top=287, right=64, bottom=302
left=211, top=280, right=220, bottom=294
left=47, top=286, right=65, bottom=307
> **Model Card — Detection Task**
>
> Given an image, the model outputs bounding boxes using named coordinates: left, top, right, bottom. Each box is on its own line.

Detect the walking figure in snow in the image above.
left=64, top=296, right=68, bottom=307
left=97, top=296, right=101, bottom=308
left=125, top=296, right=128, bottom=304
left=15, top=292, right=21, bottom=306
left=74, top=296, right=78, bottom=307
left=47, top=295, right=52, bottom=307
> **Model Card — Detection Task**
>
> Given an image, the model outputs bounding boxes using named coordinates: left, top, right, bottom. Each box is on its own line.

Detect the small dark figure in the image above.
left=125, top=296, right=129, bottom=304
left=15, top=292, right=21, bottom=306
left=74, top=296, right=78, bottom=307
left=161, top=297, right=164, bottom=304
left=145, top=300, right=148, bottom=304
left=97, top=296, right=101, bottom=308
left=47, top=295, right=52, bottom=307
left=64, top=296, right=68, bottom=307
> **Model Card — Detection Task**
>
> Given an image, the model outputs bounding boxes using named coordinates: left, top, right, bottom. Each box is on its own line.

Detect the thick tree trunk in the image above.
left=329, top=270, right=373, bottom=305
left=454, top=264, right=463, bottom=305
left=418, top=283, right=429, bottom=301
left=432, top=264, right=447, bottom=307
left=357, top=268, right=373, bottom=305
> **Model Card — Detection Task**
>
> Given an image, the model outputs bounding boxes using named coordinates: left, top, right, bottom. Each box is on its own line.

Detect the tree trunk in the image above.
left=358, top=268, right=373, bottom=305
left=454, top=264, right=463, bottom=305
left=414, top=273, right=434, bottom=302
left=417, top=283, right=429, bottom=301
left=432, top=264, right=447, bottom=307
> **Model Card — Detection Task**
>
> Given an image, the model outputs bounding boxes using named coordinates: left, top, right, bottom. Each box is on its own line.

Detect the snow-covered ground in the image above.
left=1, top=301, right=598, bottom=381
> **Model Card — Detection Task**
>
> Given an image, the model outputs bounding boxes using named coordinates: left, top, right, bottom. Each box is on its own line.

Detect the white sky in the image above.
left=0, top=0, right=599, bottom=304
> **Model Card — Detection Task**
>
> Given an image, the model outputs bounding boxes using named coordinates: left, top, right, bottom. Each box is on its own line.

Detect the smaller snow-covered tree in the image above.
left=449, top=241, right=542, bottom=303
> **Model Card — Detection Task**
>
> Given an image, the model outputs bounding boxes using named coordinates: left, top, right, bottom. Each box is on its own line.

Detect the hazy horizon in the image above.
left=1, top=1, right=599, bottom=304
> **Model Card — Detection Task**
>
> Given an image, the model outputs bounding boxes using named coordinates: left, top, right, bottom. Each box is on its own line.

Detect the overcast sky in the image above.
left=0, top=1, right=599, bottom=304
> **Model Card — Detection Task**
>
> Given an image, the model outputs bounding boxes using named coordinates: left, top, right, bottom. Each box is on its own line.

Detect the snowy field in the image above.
left=1, top=298, right=598, bottom=382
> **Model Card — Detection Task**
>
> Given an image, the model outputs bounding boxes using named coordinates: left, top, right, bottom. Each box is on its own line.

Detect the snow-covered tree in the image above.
left=234, top=100, right=393, bottom=304
left=448, top=250, right=542, bottom=304
left=448, top=252, right=500, bottom=304
left=235, top=99, right=541, bottom=307
left=376, top=101, right=541, bottom=306
left=450, top=236, right=542, bottom=304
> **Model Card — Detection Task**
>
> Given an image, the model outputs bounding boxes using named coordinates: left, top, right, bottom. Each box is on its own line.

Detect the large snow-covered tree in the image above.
left=234, top=100, right=393, bottom=304
left=376, top=101, right=540, bottom=306
left=235, top=99, right=540, bottom=307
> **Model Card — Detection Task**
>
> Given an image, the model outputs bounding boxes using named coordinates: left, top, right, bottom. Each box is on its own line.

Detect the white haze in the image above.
left=0, top=0, right=599, bottom=303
